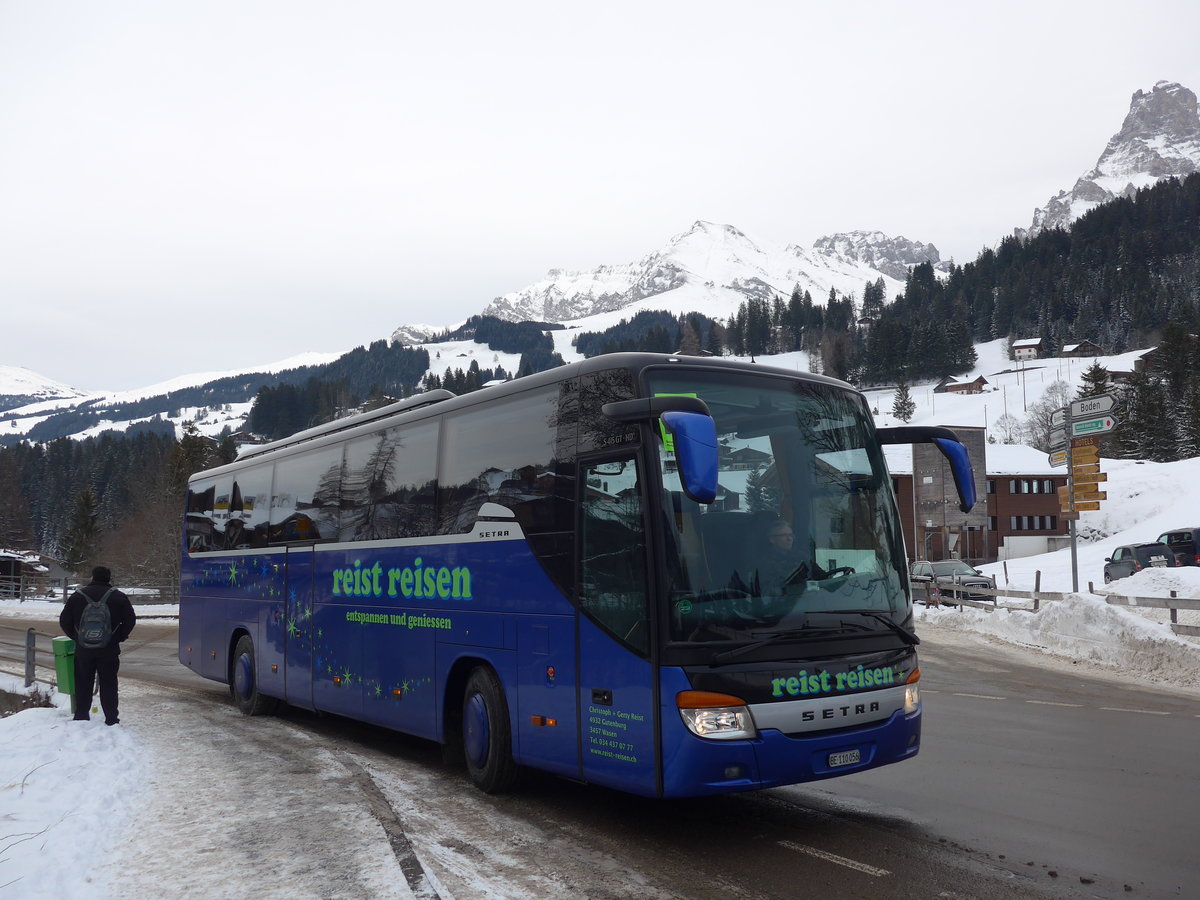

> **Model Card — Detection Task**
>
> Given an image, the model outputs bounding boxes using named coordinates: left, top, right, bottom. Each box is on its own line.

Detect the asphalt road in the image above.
left=4, top=616, right=1196, bottom=898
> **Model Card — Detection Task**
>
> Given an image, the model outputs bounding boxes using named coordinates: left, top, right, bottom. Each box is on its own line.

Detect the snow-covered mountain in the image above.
left=0, top=366, right=87, bottom=412
left=1026, top=80, right=1200, bottom=236
left=414, top=221, right=933, bottom=333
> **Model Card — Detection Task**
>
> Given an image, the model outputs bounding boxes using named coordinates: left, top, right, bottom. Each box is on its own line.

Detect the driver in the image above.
left=754, top=519, right=827, bottom=595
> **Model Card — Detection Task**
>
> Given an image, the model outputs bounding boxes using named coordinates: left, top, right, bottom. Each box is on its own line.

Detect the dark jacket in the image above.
left=59, top=581, right=138, bottom=655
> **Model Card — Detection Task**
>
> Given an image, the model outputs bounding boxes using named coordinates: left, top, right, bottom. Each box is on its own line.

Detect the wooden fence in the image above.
left=921, top=576, right=1200, bottom=639
left=0, top=575, right=179, bottom=606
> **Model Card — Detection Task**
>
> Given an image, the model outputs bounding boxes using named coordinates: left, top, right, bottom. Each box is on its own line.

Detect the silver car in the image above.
left=910, top=559, right=996, bottom=604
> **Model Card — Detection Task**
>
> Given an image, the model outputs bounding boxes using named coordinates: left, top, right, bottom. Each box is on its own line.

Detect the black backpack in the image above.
left=76, top=587, right=116, bottom=649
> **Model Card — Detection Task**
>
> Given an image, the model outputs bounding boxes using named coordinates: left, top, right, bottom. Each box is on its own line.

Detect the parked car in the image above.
left=1154, top=527, right=1200, bottom=567
left=910, top=559, right=996, bottom=604
left=1103, top=542, right=1177, bottom=583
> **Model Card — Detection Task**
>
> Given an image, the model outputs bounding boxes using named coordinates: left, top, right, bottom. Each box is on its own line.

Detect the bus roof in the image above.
left=193, top=352, right=858, bottom=482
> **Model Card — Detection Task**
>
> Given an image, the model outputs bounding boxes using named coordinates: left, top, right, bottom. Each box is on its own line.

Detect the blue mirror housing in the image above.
left=876, top=425, right=977, bottom=513
left=933, top=437, right=977, bottom=513
left=661, top=410, right=718, bottom=504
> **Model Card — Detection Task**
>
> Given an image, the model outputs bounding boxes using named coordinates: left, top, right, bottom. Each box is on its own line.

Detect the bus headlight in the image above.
left=677, top=691, right=757, bottom=740
left=904, top=668, right=921, bottom=715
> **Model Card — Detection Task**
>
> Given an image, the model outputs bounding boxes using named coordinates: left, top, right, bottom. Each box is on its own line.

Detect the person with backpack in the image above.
left=58, top=566, right=137, bottom=725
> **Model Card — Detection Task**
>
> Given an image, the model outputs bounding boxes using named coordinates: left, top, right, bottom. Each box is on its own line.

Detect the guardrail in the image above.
left=0, top=577, right=180, bottom=606
left=919, top=576, right=1200, bottom=639
left=0, top=623, right=63, bottom=689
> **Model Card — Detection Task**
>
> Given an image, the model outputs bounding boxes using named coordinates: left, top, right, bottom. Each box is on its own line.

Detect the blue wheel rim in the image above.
left=234, top=652, right=254, bottom=700
left=464, top=692, right=490, bottom=768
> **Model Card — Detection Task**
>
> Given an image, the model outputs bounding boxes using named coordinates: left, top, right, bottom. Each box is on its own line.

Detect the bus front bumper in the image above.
left=659, top=706, right=921, bottom=798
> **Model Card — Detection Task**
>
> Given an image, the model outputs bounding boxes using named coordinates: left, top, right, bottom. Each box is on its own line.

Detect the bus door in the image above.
left=576, top=455, right=658, bottom=795
left=284, top=545, right=316, bottom=709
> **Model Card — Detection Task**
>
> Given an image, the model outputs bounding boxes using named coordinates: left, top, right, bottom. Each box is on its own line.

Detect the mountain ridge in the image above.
left=457, top=220, right=926, bottom=329
left=1026, top=80, right=1200, bottom=236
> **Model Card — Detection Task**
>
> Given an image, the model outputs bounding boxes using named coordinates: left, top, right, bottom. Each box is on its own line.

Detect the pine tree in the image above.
left=61, top=486, right=101, bottom=574
left=892, top=382, right=916, bottom=423
left=0, top=452, right=33, bottom=548
left=1076, top=362, right=1110, bottom=399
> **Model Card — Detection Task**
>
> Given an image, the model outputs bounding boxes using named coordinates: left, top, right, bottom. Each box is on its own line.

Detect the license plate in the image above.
left=828, top=749, right=861, bottom=767
left=1150, top=558, right=1167, bottom=567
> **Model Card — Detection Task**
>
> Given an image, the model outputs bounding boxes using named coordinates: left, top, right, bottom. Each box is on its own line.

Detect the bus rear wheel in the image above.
left=462, top=666, right=518, bottom=793
left=230, top=635, right=279, bottom=716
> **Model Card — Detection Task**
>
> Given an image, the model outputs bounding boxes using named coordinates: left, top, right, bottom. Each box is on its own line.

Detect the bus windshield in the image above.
left=646, top=369, right=910, bottom=644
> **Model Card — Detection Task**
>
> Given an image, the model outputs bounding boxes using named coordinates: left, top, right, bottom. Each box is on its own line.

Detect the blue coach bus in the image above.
left=179, top=352, right=975, bottom=798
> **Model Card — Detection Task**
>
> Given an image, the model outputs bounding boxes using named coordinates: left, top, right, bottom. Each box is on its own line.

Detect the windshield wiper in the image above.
left=709, top=623, right=867, bottom=666
left=839, top=610, right=919, bottom=646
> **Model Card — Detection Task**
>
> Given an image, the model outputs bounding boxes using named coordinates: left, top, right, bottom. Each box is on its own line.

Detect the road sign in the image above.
left=1073, top=471, right=1107, bottom=485
left=1049, top=427, right=1066, bottom=448
left=1051, top=408, right=1066, bottom=428
left=1075, top=490, right=1107, bottom=502
left=1071, top=444, right=1100, bottom=461
left=1058, top=510, right=1080, bottom=520
left=1071, top=435, right=1102, bottom=449
left=1070, top=393, right=1118, bottom=419
left=1048, top=449, right=1067, bottom=467
left=1057, top=485, right=1070, bottom=499
left=1072, top=415, right=1117, bottom=437
left=1074, top=501, right=1101, bottom=511
left=1071, top=462, right=1100, bottom=476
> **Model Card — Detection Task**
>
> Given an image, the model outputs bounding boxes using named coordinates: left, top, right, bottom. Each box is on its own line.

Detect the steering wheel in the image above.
left=686, top=588, right=752, bottom=605
left=825, top=566, right=856, bottom=578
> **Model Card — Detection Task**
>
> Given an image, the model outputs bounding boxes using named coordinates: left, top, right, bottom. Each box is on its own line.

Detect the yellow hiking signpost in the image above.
left=1049, top=393, right=1120, bottom=591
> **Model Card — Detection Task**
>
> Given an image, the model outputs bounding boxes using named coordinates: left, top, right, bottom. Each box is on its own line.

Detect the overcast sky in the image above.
left=3, top=1, right=1199, bottom=392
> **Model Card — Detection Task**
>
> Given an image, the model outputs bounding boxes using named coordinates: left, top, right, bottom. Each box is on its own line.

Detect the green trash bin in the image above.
left=52, top=636, right=76, bottom=715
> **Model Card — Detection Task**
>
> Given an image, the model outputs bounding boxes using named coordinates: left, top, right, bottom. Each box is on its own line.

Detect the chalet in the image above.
left=726, top=447, right=772, bottom=470
left=0, top=549, right=68, bottom=599
left=941, top=376, right=989, bottom=395
left=1060, top=340, right=1104, bottom=358
left=1012, top=338, right=1043, bottom=360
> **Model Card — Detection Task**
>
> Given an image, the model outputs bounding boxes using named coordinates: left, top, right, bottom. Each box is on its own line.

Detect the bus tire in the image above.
left=462, top=666, right=518, bottom=793
left=230, top=634, right=279, bottom=716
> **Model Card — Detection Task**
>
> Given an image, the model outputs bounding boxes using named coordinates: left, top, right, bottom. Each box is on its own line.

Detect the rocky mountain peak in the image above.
left=812, top=231, right=944, bottom=280
left=471, top=221, right=922, bottom=326
left=1027, top=81, right=1200, bottom=235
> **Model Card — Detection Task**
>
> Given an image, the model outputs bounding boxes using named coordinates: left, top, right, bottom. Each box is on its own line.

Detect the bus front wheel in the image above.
left=462, top=666, right=518, bottom=793
left=230, top=635, right=279, bottom=716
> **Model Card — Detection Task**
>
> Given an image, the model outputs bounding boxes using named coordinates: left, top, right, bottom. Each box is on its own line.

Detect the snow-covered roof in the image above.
left=1012, top=338, right=1043, bottom=348
left=883, top=442, right=1057, bottom=476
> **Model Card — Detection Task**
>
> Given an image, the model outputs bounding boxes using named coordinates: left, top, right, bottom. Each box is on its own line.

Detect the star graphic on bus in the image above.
left=226, top=561, right=242, bottom=585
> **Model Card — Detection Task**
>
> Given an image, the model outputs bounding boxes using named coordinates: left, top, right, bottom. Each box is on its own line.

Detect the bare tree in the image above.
left=1022, top=380, right=1072, bottom=451
left=992, top=413, right=1023, bottom=444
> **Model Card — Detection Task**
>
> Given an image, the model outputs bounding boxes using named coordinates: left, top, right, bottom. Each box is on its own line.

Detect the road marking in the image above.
left=1099, top=707, right=1171, bottom=716
left=1026, top=700, right=1083, bottom=708
left=952, top=692, right=1006, bottom=700
left=777, top=840, right=890, bottom=877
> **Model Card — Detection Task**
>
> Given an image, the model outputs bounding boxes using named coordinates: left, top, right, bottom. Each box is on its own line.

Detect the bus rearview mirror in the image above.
left=661, top=410, right=718, bottom=504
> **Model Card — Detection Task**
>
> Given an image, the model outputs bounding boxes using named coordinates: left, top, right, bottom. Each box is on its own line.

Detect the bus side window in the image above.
left=269, top=446, right=343, bottom=544
left=580, top=458, right=649, bottom=654
left=438, top=388, right=559, bottom=535
left=339, top=422, right=438, bottom=541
